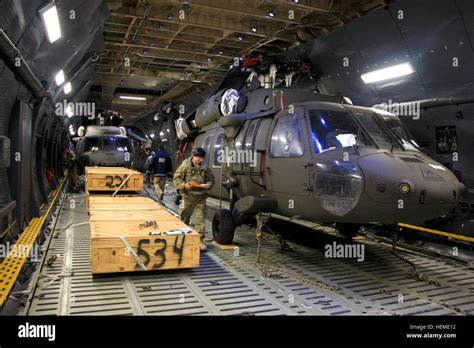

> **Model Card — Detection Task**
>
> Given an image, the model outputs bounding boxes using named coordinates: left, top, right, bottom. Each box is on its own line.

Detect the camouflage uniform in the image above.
left=173, top=157, right=215, bottom=235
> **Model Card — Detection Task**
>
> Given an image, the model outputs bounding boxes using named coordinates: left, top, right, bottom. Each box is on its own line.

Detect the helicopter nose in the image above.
left=357, top=153, right=462, bottom=223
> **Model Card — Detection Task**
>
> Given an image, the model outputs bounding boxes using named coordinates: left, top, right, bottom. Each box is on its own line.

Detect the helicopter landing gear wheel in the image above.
left=336, top=223, right=360, bottom=238
left=212, top=209, right=235, bottom=244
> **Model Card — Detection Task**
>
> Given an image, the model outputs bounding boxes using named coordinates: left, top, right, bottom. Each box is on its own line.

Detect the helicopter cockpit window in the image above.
left=353, top=112, right=400, bottom=150
left=102, top=138, right=116, bottom=151
left=116, top=138, right=130, bottom=152
left=201, top=135, right=212, bottom=163
left=308, top=109, right=371, bottom=154
left=381, top=116, right=421, bottom=152
left=83, top=138, right=100, bottom=152
left=213, top=131, right=225, bottom=167
left=244, top=121, right=258, bottom=150
left=98, top=137, right=130, bottom=152
left=270, top=114, right=304, bottom=157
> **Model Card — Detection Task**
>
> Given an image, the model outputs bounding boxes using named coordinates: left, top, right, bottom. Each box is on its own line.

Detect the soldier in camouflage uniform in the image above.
left=173, top=147, right=215, bottom=251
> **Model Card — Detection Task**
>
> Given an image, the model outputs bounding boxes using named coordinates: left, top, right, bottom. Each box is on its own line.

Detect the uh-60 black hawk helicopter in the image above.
left=170, top=64, right=464, bottom=245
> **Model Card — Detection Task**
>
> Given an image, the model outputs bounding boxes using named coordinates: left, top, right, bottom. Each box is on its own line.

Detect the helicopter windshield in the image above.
left=83, top=137, right=130, bottom=152
left=103, top=137, right=130, bottom=152
left=378, top=113, right=421, bottom=152
left=350, top=111, right=401, bottom=150
left=308, top=109, right=373, bottom=153
left=83, top=137, right=100, bottom=152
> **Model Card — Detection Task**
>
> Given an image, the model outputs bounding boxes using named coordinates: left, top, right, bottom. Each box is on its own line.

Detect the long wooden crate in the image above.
left=85, top=167, right=144, bottom=192
left=85, top=189, right=139, bottom=211
left=89, top=195, right=200, bottom=274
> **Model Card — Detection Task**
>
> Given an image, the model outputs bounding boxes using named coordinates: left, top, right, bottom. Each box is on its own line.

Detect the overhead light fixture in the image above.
left=158, top=23, right=164, bottom=30
left=237, top=36, right=243, bottom=41
left=63, top=82, right=71, bottom=94
left=150, top=134, right=155, bottom=138
left=250, top=26, right=257, bottom=33
left=267, top=11, right=275, bottom=18
left=292, top=0, right=300, bottom=3
left=119, top=95, right=146, bottom=100
left=167, top=14, right=173, bottom=20
left=39, top=3, right=62, bottom=43
left=207, top=57, right=212, bottom=62
left=218, top=51, right=223, bottom=55
left=55, top=69, right=65, bottom=86
left=361, top=62, right=415, bottom=84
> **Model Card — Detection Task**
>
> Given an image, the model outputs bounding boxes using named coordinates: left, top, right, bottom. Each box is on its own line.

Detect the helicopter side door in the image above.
left=265, top=108, right=311, bottom=197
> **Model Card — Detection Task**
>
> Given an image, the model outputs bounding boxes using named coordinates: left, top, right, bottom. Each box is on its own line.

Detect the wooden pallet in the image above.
left=85, top=167, right=144, bottom=192
left=89, top=195, right=200, bottom=274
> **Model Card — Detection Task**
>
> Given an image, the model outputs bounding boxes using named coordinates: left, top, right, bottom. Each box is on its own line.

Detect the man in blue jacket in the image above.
left=148, top=144, right=172, bottom=200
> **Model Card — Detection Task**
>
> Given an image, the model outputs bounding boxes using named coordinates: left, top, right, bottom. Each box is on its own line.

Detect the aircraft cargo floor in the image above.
left=21, top=183, right=474, bottom=316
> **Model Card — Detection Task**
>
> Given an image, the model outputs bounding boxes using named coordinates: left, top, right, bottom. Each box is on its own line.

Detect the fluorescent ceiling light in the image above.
left=63, top=82, right=71, bottom=94
left=40, top=3, right=62, bottom=43
left=55, top=70, right=65, bottom=85
left=119, top=96, right=146, bottom=100
left=361, top=62, right=415, bottom=84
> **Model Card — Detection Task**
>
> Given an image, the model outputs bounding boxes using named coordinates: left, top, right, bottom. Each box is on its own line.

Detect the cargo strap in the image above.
left=112, top=173, right=133, bottom=197
left=91, top=231, right=148, bottom=271
left=119, top=237, right=147, bottom=271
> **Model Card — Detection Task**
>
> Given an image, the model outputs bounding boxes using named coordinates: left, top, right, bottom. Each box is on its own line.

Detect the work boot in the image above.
left=200, top=234, right=208, bottom=252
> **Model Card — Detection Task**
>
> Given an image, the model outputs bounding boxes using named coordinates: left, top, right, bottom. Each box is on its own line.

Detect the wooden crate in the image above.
left=85, top=167, right=144, bottom=192
left=89, top=196, right=200, bottom=274
left=85, top=190, right=140, bottom=211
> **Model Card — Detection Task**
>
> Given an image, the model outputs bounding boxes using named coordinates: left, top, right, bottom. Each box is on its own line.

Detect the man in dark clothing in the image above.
left=148, top=144, right=172, bottom=200
left=144, top=148, right=154, bottom=185
left=63, top=146, right=80, bottom=192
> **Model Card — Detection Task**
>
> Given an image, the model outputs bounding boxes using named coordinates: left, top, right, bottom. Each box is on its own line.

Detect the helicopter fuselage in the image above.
left=191, top=100, right=463, bottom=227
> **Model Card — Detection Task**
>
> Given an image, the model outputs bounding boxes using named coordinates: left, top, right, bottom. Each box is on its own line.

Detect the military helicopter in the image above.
left=73, top=125, right=134, bottom=171
left=170, top=64, right=464, bottom=244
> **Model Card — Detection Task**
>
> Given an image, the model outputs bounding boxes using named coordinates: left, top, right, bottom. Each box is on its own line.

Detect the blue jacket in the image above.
left=148, top=150, right=172, bottom=176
